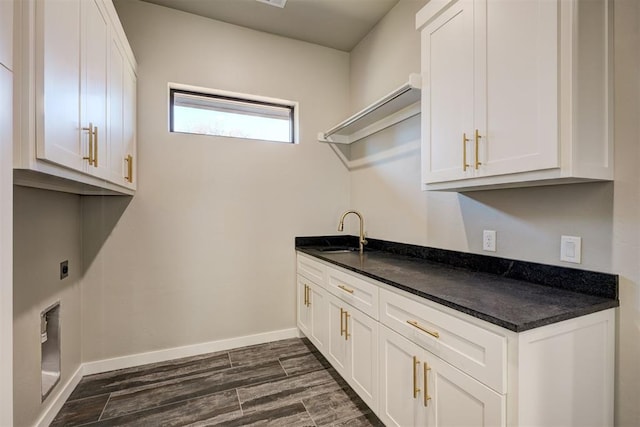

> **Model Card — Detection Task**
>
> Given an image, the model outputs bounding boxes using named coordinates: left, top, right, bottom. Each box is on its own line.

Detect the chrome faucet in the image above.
left=338, top=210, right=368, bottom=254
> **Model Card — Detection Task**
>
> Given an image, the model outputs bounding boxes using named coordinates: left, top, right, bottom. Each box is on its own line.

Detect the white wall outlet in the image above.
left=560, top=235, right=582, bottom=263
left=483, top=230, right=497, bottom=252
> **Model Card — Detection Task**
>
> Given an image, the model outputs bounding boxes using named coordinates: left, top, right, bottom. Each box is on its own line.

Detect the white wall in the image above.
left=80, top=0, right=350, bottom=362
left=611, top=1, right=640, bottom=425
left=348, top=0, right=639, bottom=424
left=13, top=187, right=83, bottom=427
left=0, top=0, right=13, bottom=421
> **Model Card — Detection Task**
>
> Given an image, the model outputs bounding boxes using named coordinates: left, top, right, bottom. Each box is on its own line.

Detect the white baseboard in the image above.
left=36, top=364, right=83, bottom=427
left=36, top=328, right=302, bottom=425
left=82, top=327, right=302, bottom=375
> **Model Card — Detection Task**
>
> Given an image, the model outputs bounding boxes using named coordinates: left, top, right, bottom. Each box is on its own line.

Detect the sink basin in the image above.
left=318, top=246, right=362, bottom=254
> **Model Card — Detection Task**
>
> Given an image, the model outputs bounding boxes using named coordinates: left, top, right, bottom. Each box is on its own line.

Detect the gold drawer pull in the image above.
left=125, top=154, right=134, bottom=183
left=82, top=123, right=94, bottom=165
left=93, top=126, right=99, bottom=167
left=412, top=355, right=420, bottom=398
left=423, top=362, right=431, bottom=406
left=462, top=132, right=470, bottom=171
left=474, top=129, right=482, bottom=169
left=407, top=320, right=440, bottom=339
left=338, top=284, right=354, bottom=294
left=303, top=284, right=309, bottom=307
left=344, top=310, right=350, bottom=340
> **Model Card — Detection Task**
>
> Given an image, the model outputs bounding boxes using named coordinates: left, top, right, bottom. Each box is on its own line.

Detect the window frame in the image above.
left=168, top=85, right=298, bottom=144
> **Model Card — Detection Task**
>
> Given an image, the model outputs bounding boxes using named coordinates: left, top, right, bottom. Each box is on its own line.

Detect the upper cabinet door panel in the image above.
left=477, top=0, right=559, bottom=177
left=36, top=0, right=83, bottom=171
left=82, top=0, right=110, bottom=179
left=107, top=36, right=125, bottom=185
left=0, top=0, right=12, bottom=70
left=421, top=0, right=475, bottom=184
left=122, top=59, right=137, bottom=189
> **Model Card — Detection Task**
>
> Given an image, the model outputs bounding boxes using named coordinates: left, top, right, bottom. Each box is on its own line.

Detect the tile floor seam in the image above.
left=300, top=399, right=319, bottom=427
left=235, top=388, right=244, bottom=416
left=278, top=358, right=290, bottom=376
left=96, top=393, right=111, bottom=421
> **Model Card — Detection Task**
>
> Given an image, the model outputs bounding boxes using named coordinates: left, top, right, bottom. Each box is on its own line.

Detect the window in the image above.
left=169, top=88, right=296, bottom=143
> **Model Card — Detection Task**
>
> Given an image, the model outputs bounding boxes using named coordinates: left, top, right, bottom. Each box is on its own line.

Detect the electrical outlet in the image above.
left=560, top=236, right=581, bottom=263
left=483, top=230, right=497, bottom=252
left=60, top=260, right=69, bottom=280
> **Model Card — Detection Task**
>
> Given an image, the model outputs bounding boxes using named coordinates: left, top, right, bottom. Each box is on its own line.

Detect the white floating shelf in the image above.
left=318, top=73, right=422, bottom=145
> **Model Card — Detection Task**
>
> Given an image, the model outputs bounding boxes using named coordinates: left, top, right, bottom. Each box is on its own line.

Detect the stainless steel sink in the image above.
left=318, top=246, right=361, bottom=254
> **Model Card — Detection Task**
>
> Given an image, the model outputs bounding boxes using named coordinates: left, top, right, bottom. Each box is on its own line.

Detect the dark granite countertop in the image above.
left=296, top=236, right=619, bottom=332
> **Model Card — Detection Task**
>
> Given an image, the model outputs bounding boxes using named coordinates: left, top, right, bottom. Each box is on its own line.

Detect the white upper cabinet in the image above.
left=108, top=31, right=137, bottom=189
left=36, top=0, right=83, bottom=172
left=0, top=0, right=13, bottom=70
left=14, top=0, right=137, bottom=195
left=419, top=0, right=475, bottom=183
left=417, top=0, right=612, bottom=191
left=81, top=0, right=110, bottom=180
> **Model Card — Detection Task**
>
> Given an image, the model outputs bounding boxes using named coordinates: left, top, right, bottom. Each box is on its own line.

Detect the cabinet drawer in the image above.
left=379, top=289, right=506, bottom=393
left=327, top=266, right=378, bottom=320
left=297, top=254, right=326, bottom=285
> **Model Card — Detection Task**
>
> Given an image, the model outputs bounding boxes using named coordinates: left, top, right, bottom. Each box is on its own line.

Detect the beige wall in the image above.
left=80, top=0, right=350, bottom=362
left=612, top=1, right=640, bottom=425
left=348, top=0, right=639, bottom=425
left=0, top=3, right=13, bottom=420
left=13, top=187, right=82, bottom=427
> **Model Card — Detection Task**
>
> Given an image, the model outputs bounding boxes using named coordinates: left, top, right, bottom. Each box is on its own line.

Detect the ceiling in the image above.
left=138, top=0, right=401, bottom=51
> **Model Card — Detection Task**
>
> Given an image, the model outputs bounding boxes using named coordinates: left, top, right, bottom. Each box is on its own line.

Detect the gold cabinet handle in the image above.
left=338, top=284, right=354, bottom=294
left=340, top=308, right=345, bottom=336
left=462, top=133, right=470, bottom=171
left=125, top=155, right=134, bottom=183
left=306, top=285, right=310, bottom=307
left=413, top=356, right=421, bottom=398
left=93, top=126, right=99, bottom=167
left=474, top=129, right=482, bottom=169
left=407, top=320, right=440, bottom=339
left=344, top=310, right=350, bottom=340
left=303, top=284, right=308, bottom=306
left=82, top=123, right=94, bottom=165
left=423, top=362, right=431, bottom=406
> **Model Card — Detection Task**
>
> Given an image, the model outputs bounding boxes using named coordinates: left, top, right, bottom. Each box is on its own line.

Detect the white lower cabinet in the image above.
left=379, top=325, right=504, bottom=427
left=296, top=253, right=615, bottom=427
left=326, top=293, right=379, bottom=411
left=296, top=275, right=328, bottom=354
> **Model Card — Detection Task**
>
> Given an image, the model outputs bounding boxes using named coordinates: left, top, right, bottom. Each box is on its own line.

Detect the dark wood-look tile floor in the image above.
left=51, top=338, right=384, bottom=426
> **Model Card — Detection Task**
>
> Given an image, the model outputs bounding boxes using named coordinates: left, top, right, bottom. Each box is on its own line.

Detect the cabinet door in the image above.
left=36, top=0, right=83, bottom=171
left=81, top=0, right=109, bottom=179
left=474, top=0, right=558, bottom=177
left=427, top=354, right=505, bottom=427
left=326, top=294, right=349, bottom=376
left=297, top=277, right=311, bottom=338
left=308, top=283, right=328, bottom=353
left=421, top=0, right=475, bottom=184
left=107, top=35, right=125, bottom=185
left=122, top=61, right=137, bottom=189
left=297, top=277, right=328, bottom=354
left=378, top=325, right=427, bottom=427
left=346, top=307, right=378, bottom=411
